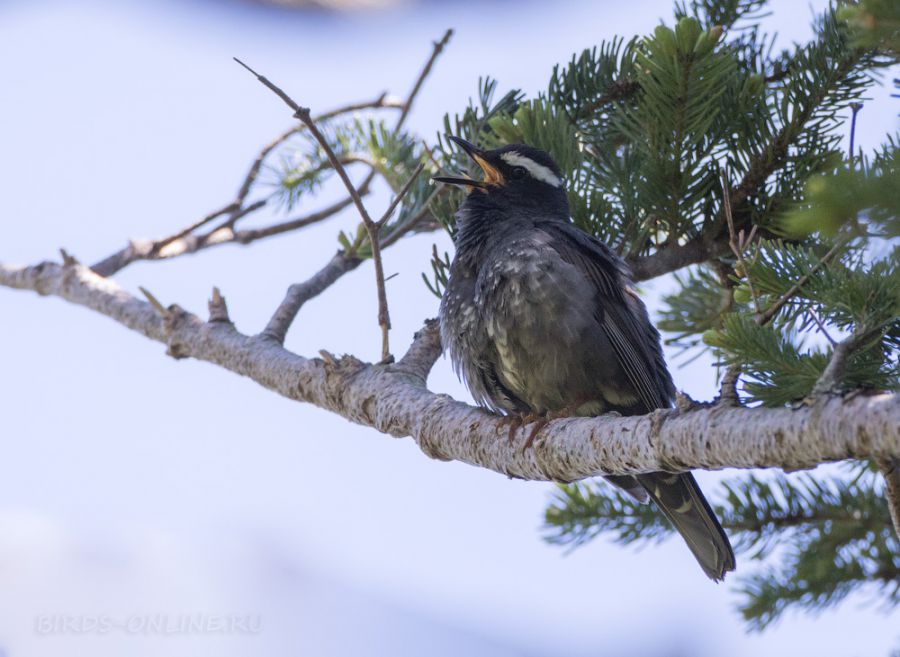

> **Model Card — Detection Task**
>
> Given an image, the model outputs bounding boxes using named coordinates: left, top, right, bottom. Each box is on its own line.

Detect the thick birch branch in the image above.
left=2, top=259, right=898, bottom=482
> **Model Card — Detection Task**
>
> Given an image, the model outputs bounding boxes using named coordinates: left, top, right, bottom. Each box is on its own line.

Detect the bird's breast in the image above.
left=476, top=242, right=603, bottom=411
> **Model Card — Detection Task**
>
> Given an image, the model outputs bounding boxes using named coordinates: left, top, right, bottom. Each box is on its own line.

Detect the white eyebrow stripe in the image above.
left=499, top=152, right=563, bottom=187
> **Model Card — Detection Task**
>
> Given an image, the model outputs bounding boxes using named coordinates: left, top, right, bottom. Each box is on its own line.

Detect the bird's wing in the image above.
left=536, top=221, right=675, bottom=412
left=536, top=223, right=734, bottom=580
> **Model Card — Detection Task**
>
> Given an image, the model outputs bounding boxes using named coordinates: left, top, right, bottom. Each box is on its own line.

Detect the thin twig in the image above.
left=393, top=29, right=453, bottom=131
left=421, top=139, right=454, bottom=179
left=716, top=167, right=756, bottom=399
left=233, top=58, right=304, bottom=113
left=377, top=162, right=425, bottom=228
left=808, top=308, right=838, bottom=346
left=755, top=237, right=847, bottom=327
left=89, top=88, right=401, bottom=277
left=241, top=31, right=452, bottom=358
left=97, top=31, right=449, bottom=283
left=233, top=196, right=359, bottom=244
left=90, top=201, right=251, bottom=276
left=720, top=166, right=763, bottom=316
left=381, top=186, right=445, bottom=249
left=233, top=93, right=401, bottom=206
left=235, top=65, right=386, bottom=356
left=228, top=63, right=374, bottom=223
left=848, top=102, right=863, bottom=166
left=156, top=202, right=239, bottom=250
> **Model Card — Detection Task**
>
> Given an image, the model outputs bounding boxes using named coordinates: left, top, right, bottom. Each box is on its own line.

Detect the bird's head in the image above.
left=433, top=136, right=569, bottom=215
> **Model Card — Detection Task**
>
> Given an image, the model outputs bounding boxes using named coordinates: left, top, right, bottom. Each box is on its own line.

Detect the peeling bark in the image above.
left=2, top=260, right=898, bottom=482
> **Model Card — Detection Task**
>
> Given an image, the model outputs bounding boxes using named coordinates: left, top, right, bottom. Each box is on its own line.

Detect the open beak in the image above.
left=432, top=135, right=504, bottom=190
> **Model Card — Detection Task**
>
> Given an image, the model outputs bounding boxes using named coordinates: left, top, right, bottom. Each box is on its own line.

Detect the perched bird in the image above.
left=434, top=136, right=736, bottom=581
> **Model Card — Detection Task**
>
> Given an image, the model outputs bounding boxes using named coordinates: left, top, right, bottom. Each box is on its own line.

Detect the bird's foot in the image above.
left=521, top=401, right=589, bottom=450
left=498, top=412, right=543, bottom=445
left=522, top=416, right=551, bottom=450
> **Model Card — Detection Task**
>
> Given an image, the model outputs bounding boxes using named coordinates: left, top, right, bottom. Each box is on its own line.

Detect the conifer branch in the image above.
left=237, top=30, right=451, bottom=357
left=89, top=30, right=453, bottom=281
left=90, top=99, right=398, bottom=277
left=574, top=79, right=641, bottom=120
left=232, top=93, right=402, bottom=206
left=755, top=238, right=847, bottom=326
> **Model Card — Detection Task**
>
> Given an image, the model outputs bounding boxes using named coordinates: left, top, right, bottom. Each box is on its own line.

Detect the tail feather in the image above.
left=637, top=472, right=735, bottom=581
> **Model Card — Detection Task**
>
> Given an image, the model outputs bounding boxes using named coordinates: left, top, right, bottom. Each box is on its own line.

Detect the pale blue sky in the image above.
left=1, top=1, right=898, bottom=656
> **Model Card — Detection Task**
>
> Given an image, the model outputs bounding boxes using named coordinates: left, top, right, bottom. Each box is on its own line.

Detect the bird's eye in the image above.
left=510, top=166, right=528, bottom=180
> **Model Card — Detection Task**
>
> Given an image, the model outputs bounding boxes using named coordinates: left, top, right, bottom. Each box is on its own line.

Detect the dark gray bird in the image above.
left=434, top=136, right=735, bottom=581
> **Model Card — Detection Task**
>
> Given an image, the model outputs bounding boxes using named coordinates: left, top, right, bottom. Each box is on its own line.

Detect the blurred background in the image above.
left=1, top=0, right=898, bottom=655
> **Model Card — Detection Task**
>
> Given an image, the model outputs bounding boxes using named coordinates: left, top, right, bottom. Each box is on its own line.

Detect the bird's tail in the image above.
left=637, top=472, right=735, bottom=581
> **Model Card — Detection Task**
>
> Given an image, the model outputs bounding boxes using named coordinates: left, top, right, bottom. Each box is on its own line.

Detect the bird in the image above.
left=433, top=135, right=736, bottom=581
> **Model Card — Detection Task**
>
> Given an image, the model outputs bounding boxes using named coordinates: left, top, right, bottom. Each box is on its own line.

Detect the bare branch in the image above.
left=233, top=32, right=452, bottom=351
left=233, top=57, right=305, bottom=113
left=89, top=241, right=146, bottom=277
left=877, top=457, right=900, bottom=540
left=394, top=29, right=453, bottom=131
left=2, top=260, right=898, bottom=481
left=376, top=162, right=425, bottom=229
left=90, top=94, right=400, bottom=278
left=91, top=200, right=265, bottom=276
left=91, top=183, right=372, bottom=276
left=394, top=318, right=442, bottom=382
left=233, top=93, right=402, bottom=206
left=287, top=103, right=391, bottom=358
left=261, top=252, right=362, bottom=344
left=626, top=236, right=732, bottom=282
left=238, top=54, right=436, bottom=362
left=157, top=202, right=241, bottom=250
left=381, top=186, right=445, bottom=248
left=810, top=330, right=865, bottom=396
left=367, top=162, right=426, bottom=360
left=718, top=365, right=742, bottom=405
left=257, top=181, right=440, bottom=347
left=232, top=196, right=358, bottom=244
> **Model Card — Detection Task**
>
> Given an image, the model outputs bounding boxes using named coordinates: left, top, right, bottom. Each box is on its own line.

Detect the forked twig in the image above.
left=242, top=30, right=452, bottom=353
left=236, top=57, right=395, bottom=360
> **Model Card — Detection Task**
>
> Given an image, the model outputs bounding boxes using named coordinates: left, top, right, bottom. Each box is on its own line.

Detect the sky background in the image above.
left=1, top=0, right=899, bottom=656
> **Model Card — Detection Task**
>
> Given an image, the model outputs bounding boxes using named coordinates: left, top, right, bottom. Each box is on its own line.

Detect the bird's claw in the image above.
left=521, top=402, right=588, bottom=450
left=522, top=416, right=550, bottom=450
left=497, top=412, right=543, bottom=446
